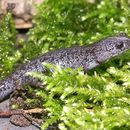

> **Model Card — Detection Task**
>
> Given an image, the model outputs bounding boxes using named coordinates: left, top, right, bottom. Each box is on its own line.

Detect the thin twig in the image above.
left=0, top=108, right=43, bottom=117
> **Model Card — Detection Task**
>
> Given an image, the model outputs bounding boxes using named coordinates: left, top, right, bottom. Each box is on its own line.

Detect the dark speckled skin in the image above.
left=0, top=33, right=130, bottom=101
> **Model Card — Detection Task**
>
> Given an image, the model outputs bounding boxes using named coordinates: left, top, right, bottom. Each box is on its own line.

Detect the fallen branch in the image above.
left=0, top=108, right=43, bottom=117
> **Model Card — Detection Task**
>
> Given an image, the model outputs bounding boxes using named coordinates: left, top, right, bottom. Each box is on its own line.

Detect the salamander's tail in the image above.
left=0, top=77, right=17, bottom=101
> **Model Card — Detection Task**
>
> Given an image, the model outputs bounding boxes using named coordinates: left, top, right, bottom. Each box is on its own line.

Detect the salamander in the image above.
left=0, top=33, right=130, bottom=101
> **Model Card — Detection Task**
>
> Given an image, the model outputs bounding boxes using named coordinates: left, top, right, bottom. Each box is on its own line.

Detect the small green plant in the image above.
left=0, top=13, right=20, bottom=79
left=27, top=63, right=130, bottom=130
left=22, top=0, right=130, bottom=60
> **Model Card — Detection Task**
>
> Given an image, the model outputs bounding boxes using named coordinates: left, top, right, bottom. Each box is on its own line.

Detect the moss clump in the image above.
left=27, top=63, right=130, bottom=130
left=0, top=13, right=20, bottom=79
left=21, top=0, right=130, bottom=60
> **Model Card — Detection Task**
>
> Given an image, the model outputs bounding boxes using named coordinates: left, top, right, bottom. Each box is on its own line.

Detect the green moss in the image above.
left=0, top=13, right=20, bottom=79
left=21, top=0, right=130, bottom=60
left=28, top=63, right=130, bottom=130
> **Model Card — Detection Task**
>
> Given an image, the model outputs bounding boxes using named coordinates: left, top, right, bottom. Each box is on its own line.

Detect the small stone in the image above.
left=0, top=0, right=44, bottom=29
left=10, top=114, right=31, bottom=127
left=14, top=18, right=33, bottom=29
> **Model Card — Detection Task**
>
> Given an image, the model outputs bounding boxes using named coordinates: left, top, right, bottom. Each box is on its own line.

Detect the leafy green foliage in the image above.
left=21, top=0, right=130, bottom=60
left=27, top=63, right=130, bottom=130
left=0, top=13, right=20, bottom=79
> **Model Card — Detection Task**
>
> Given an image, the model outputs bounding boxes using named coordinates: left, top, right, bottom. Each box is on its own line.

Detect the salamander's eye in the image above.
left=116, top=42, right=126, bottom=49
left=118, top=33, right=127, bottom=37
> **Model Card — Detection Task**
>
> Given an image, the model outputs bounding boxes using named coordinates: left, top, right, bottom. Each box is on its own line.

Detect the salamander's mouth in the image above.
left=125, top=40, right=130, bottom=51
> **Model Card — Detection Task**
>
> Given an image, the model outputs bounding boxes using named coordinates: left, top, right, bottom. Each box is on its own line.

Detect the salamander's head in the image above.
left=111, top=33, right=130, bottom=54
left=106, top=33, right=130, bottom=55
left=96, top=33, right=130, bottom=62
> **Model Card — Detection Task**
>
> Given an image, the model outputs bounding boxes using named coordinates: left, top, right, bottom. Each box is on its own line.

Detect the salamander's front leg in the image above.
left=83, top=60, right=100, bottom=71
left=25, top=76, right=44, bottom=88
